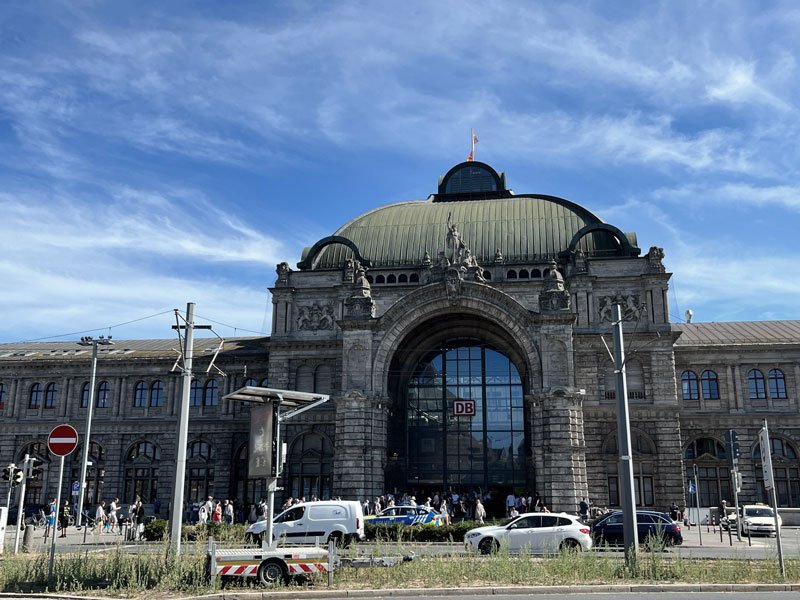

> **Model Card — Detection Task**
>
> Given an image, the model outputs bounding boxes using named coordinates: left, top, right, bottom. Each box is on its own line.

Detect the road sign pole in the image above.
left=13, top=454, right=30, bottom=555
left=48, top=455, right=65, bottom=582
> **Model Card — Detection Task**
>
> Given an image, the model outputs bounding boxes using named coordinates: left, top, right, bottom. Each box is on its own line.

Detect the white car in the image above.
left=740, top=504, right=781, bottom=536
left=464, top=512, right=593, bottom=554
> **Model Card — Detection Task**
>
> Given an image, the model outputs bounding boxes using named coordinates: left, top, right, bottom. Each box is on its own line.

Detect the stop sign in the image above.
left=48, top=424, right=79, bottom=457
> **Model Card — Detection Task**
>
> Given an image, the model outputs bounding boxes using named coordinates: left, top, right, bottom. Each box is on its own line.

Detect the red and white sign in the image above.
left=48, top=424, right=79, bottom=457
left=453, top=399, right=476, bottom=417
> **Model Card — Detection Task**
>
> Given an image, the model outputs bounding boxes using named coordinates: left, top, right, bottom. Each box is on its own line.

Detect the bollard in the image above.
left=22, top=524, right=34, bottom=553
left=728, top=522, right=733, bottom=546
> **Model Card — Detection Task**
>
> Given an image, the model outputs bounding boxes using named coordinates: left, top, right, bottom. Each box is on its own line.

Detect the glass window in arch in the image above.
left=681, top=371, right=699, bottom=401
left=684, top=437, right=727, bottom=460
left=44, top=383, right=58, bottom=409
left=150, top=380, right=164, bottom=407
left=81, top=382, right=90, bottom=408
left=190, top=379, right=202, bottom=406
left=769, top=369, right=787, bottom=400
left=134, top=381, right=147, bottom=407
left=748, top=369, right=766, bottom=399
left=189, top=441, right=212, bottom=460
left=29, top=383, right=42, bottom=409
left=0, top=382, right=6, bottom=409
left=204, top=379, right=219, bottom=406
left=701, top=370, right=719, bottom=400
left=96, top=381, right=111, bottom=408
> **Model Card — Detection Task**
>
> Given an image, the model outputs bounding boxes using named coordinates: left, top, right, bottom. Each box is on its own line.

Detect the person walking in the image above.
left=474, top=498, right=487, bottom=524
left=224, top=499, right=234, bottom=525
left=93, top=501, right=107, bottom=534
left=212, top=500, right=222, bottom=524
left=108, top=498, right=119, bottom=534
left=45, top=498, right=56, bottom=540
left=135, top=499, right=146, bottom=540
left=579, top=497, right=589, bottom=521
left=59, top=500, right=71, bottom=538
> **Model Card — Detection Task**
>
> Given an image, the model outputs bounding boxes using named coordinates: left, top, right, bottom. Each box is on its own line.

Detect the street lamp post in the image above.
left=76, top=335, right=113, bottom=528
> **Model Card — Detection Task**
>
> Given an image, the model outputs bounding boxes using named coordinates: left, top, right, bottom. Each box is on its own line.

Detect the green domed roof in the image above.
left=301, top=162, right=638, bottom=270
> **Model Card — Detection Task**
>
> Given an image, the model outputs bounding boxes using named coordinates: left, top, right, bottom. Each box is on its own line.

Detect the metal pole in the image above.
left=732, top=461, right=741, bottom=541
left=48, top=456, right=65, bottom=582
left=266, top=401, right=281, bottom=548
left=170, top=302, right=195, bottom=554
left=77, top=341, right=98, bottom=528
left=612, top=303, right=638, bottom=565
left=695, top=471, right=702, bottom=546
left=13, top=454, right=29, bottom=554
left=763, top=420, right=785, bottom=579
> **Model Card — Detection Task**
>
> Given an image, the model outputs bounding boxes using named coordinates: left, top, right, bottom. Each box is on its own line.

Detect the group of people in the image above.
left=196, top=496, right=235, bottom=525
left=42, top=496, right=149, bottom=539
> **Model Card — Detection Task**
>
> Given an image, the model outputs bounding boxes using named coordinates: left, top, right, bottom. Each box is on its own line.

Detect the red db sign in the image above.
left=453, top=399, right=476, bottom=417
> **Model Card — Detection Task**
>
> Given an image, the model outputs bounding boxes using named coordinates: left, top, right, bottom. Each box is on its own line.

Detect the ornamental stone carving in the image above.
left=598, top=293, right=643, bottom=322
left=297, top=303, right=335, bottom=330
left=646, top=246, right=666, bottom=273
left=538, top=261, right=570, bottom=312
left=276, top=262, right=291, bottom=285
left=344, top=262, right=376, bottom=319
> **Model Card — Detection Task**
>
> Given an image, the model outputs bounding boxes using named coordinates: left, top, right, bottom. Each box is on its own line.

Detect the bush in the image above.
left=143, top=518, right=169, bottom=541
left=365, top=520, right=478, bottom=543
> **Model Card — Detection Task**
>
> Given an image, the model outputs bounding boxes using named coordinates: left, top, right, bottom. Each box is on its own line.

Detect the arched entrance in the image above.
left=385, top=313, right=532, bottom=498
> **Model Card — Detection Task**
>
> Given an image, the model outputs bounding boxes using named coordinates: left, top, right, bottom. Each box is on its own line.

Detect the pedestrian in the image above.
left=153, top=497, right=161, bottom=518
left=93, top=501, right=107, bottom=534
left=474, top=498, right=486, bottom=524
left=505, top=492, right=516, bottom=517
left=212, top=500, right=222, bottom=523
left=669, top=501, right=680, bottom=522
left=45, top=498, right=56, bottom=540
left=224, top=499, right=234, bottom=525
left=198, top=503, right=208, bottom=525
left=135, top=499, right=146, bottom=539
left=579, top=497, right=589, bottom=521
left=440, top=499, right=451, bottom=526
left=509, top=505, right=519, bottom=518
left=59, top=500, right=71, bottom=537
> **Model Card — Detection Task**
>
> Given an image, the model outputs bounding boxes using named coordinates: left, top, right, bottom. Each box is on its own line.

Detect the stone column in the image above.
left=529, top=391, right=587, bottom=513
left=333, top=391, right=387, bottom=500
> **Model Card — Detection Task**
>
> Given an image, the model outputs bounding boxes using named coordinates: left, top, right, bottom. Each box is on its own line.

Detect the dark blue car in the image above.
left=366, top=505, right=442, bottom=526
left=591, top=510, right=683, bottom=546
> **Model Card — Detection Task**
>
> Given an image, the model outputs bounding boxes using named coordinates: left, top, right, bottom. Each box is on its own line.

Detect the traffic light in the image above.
left=12, top=467, right=24, bottom=486
left=2, top=463, right=15, bottom=482
left=28, top=458, right=43, bottom=480
left=725, top=429, right=740, bottom=461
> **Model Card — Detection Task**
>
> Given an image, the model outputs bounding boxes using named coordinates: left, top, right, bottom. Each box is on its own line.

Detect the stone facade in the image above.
left=1, top=161, right=799, bottom=518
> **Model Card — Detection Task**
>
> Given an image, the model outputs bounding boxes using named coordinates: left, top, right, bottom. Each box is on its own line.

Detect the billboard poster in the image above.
left=249, top=404, right=274, bottom=478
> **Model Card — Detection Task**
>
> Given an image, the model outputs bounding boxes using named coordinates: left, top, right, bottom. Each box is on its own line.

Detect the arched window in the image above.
left=375, top=275, right=385, bottom=284
left=134, top=381, right=148, bottom=408
left=187, top=440, right=214, bottom=503
left=233, top=444, right=267, bottom=505
left=409, top=273, right=419, bottom=283
left=150, top=380, right=164, bottom=407
left=681, top=371, right=699, bottom=401
left=260, top=377, right=270, bottom=387
left=604, top=431, right=656, bottom=506
left=190, top=379, right=202, bottom=406
left=366, top=275, right=374, bottom=284
left=44, top=383, right=58, bottom=409
left=80, top=382, right=90, bottom=408
left=203, top=380, right=219, bottom=406
left=404, top=344, right=525, bottom=491
left=314, top=364, right=333, bottom=394
left=701, top=370, right=719, bottom=400
left=753, top=438, right=800, bottom=507
left=96, top=381, right=111, bottom=408
left=124, top=441, right=161, bottom=503
left=769, top=369, right=788, bottom=400
left=243, top=378, right=257, bottom=388
left=0, top=382, right=6, bottom=410
left=296, top=365, right=313, bottom=393
left=506, top=270, right=517, bottom=279
left=29, top=383, right=42, bottom=409
left=398, top=274, right=408, bottom=283
left=748, top=369, right=766, bottom=399
left=287, top=433, right=333, bottom=501
left=483, top=270, right=492, bottom=281
left=684, top=437, right=729, bottom=507
left=519, top=269, right=529, bottom=279
left=387, top=274, right=397, bottom=284
left=531, top=269, right=542, bottom=278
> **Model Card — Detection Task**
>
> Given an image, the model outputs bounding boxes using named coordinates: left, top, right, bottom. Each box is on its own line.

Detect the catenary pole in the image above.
left=76, top=340, right=99, bottom=528
left=612, top=303, right=638, bottom=565
left=13, top=454, right=29, bottom=554
left=171, top=302, right=195, bottom=555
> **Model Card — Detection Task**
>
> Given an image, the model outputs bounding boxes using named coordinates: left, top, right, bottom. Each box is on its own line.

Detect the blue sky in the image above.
left=1, top=1, right=799, bottom=342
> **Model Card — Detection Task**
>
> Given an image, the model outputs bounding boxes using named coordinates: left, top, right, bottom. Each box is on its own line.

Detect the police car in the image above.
left=366, top=505, right=442, bottom=526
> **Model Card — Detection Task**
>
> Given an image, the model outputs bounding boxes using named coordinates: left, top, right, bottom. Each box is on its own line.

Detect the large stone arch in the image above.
left=372, top=281, right=542, bottom=396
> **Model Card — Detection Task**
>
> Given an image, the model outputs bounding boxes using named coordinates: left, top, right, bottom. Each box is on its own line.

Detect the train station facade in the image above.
left=1, top=161, right=799, bottom=516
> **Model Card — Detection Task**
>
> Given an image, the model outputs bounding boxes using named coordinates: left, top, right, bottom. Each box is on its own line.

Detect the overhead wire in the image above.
left=12, top=309, right=176, bottom=343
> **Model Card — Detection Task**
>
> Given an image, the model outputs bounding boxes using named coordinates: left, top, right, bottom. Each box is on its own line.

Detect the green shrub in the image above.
left=143, top=519, right=169, bottom=541
left=365, top=520, right=479, bottom=543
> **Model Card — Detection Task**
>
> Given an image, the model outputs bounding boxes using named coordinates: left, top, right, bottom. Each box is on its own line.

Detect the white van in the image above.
left=246, top=500, right=365, bottom=546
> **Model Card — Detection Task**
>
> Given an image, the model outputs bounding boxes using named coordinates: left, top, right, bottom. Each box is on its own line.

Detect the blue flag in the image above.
left=688, top=480, right=696, bottom=494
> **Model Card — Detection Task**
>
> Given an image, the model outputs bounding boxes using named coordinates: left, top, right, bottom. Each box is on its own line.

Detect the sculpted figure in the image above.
left=446, top=213, right=466, bottom=264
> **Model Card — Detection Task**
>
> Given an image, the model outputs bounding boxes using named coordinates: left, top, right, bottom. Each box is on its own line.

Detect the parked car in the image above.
left=365, top=505, right=442, bottom=527
left=245, top=500, right=365, bottom=546
left=591, top=510, right=683, bottom=546
left=739, top=504, right=781, bottom=536
left=464, top=512, right=592, bottom=554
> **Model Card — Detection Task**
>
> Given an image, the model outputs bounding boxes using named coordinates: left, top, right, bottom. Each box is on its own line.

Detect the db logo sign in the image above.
left=453, top=399, right=476, bottom=417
